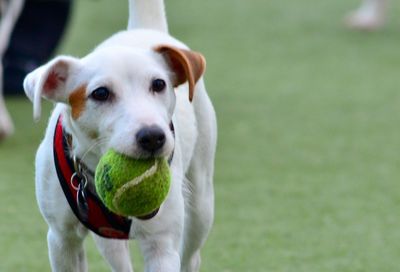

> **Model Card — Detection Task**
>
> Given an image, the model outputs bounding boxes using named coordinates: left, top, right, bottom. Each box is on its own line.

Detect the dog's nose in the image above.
left=136, top=125, right=166, bottom=152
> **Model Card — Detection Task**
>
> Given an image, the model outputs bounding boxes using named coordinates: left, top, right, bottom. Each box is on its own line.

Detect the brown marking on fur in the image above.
left=155, top=45, right=206, bottom=102
left=69, top=85, right=87, bottom=119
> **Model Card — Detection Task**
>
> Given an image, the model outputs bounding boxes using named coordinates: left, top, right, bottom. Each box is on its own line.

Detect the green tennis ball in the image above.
left=95, top=149, right=171, bottom=217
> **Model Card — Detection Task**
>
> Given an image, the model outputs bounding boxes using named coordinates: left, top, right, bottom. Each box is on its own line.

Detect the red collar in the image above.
left=53, top=115, right=132, bottom=239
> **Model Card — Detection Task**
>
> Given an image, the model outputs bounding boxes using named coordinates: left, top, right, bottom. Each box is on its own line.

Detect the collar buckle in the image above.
left=71, top=155, right=89, bottom=221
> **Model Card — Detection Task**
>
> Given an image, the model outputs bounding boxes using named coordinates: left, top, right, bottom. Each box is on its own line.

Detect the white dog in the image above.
left=23, top=0, right=217, bottom=271
left=0, top=0, right=24, bottom=139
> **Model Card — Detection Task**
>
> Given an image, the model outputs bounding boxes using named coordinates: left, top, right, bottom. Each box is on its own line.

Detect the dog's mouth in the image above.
left=136, top=208, right=160, bottom=220
left=137, top=150, right=166, bottom=159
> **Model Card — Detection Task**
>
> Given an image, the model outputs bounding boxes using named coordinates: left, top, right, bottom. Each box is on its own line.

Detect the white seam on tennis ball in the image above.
left=112, top=160, right=158, bottom=209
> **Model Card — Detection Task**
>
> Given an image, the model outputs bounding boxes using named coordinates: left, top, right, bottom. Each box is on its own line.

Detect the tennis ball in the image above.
left=95, top=149, right=171, bottom=217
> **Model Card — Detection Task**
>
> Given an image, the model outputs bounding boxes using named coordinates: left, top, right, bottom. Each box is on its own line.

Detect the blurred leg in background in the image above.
left=0, top=0, right=71, bottom=139
left=345, top=0, right=387, bottom=30
left=0, top=0, right=24, bottom=138
left=4, top=0, right=72, bottom=95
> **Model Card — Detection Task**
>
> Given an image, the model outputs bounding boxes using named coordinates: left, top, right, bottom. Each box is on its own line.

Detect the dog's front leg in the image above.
left=92, top=234, right=133, bottom=272
left=139, top=235, right=182, bottom=272
left=137, top=192, right=184, bottom=271
left=47, top=228, right=87, bottom=272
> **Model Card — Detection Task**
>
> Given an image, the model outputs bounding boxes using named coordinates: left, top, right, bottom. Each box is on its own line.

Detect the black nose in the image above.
left=136, top=125, right=166, bottom=152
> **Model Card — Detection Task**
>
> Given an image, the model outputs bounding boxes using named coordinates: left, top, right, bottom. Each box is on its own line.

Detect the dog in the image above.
left=0, top=0, right=24, bottom=139
left=23, top=0, right=217, bottom=271
left=345, top=0, right=387, bottom=30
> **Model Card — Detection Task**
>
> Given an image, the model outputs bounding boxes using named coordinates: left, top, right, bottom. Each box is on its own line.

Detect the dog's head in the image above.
left=23, top=45, right=205, bottom=159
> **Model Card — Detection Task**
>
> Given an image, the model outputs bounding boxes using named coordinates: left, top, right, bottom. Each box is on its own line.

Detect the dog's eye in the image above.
left=90, top=87, right=110, bottom=101
left=151, top=79, right=166, bottom=93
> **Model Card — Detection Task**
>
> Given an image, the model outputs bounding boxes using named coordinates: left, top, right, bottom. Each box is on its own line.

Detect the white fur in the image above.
left=0, top=0, right=24, bottom=139
left=128, top=0, right=168, bottom=32
left=345, top=0, right=387, bottom=30
left=23, top=0, right=217, bottom=271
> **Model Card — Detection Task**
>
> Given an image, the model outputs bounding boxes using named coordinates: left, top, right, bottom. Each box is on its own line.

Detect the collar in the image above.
left=53, top=115, right=173, bottom=239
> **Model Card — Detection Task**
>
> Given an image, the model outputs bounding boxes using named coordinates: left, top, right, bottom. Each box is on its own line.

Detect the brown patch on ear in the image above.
left=155, top=45, right=206, bottom=102
left=68, top=86, right=87, bottom=120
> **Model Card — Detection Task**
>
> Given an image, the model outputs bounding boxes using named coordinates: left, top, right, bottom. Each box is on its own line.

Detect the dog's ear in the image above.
left=155, top=45, right=206, bottom=102
left=23, top=56, right=80, bottom=121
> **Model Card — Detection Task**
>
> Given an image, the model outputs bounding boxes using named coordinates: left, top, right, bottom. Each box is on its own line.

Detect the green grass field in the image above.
left=1, top=0, right=400, bottom=271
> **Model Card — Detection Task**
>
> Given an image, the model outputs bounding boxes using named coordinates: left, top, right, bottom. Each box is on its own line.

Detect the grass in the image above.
left=1, top=0, right=400, bottom=271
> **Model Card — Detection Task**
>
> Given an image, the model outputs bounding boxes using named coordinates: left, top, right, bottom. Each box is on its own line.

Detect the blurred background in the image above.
left=1, top=0, right=400, bottom=271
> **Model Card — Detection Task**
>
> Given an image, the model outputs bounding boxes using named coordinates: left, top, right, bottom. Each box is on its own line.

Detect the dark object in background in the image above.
left=3, top=0, right=72, bottom=95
